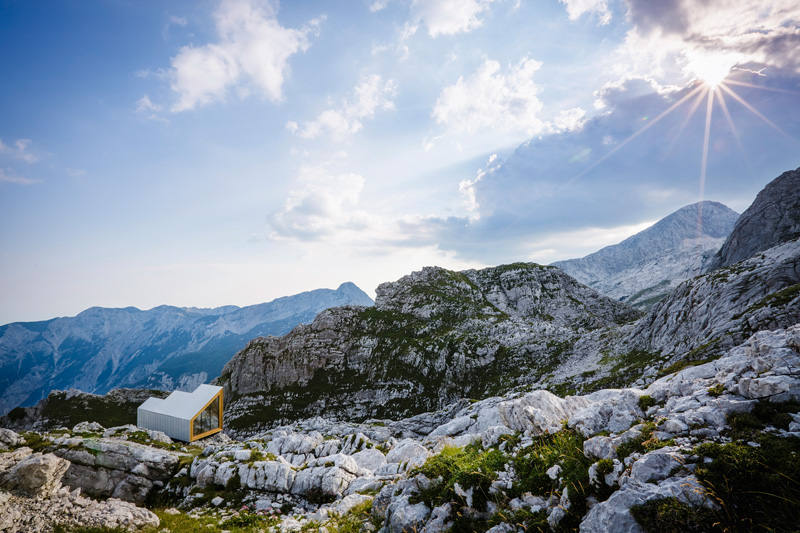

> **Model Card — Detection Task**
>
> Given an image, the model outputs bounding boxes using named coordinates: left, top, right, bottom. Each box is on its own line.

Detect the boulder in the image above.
left=0, top=428, right=23, bottom=449
left=0, top=452, right=70, bottom=496
left=580, top=476, right=713, bottom=532
left=351, top=448, right=387, bottom=472
left=383, top=495, right=431, bottom=533
left=498, top=390, right=592, bottom=435
left=385, top=439, right=431, bottom=467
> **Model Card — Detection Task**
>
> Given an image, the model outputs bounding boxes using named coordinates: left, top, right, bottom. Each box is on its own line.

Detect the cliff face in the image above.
left=708, top=167, right=800, bottom=271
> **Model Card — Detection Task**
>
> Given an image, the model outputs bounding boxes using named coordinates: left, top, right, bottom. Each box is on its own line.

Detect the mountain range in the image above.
left=1, top=166, right=798, bottom=533
left=0, top=282, right=373, bottom=416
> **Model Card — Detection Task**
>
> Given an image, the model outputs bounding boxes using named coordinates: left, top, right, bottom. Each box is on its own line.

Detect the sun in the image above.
left=686, top=53, right=734, bottom=88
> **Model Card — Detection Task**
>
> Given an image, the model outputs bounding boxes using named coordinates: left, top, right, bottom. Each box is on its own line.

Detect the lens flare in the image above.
left=686, top=54, right=734, bottom=88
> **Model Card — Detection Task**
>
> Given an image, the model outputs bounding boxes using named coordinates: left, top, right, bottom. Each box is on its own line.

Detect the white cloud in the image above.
left=369, top=1, right=389, bottom=12
left=170, top=15, right=188, bottom=26
left=136, top=95, right=162, bottom=113
left=135, top=95, right=170, bottom=124
left=559, top=0, right=611, bottom=24
left=268, top=165, right=379, bottom=241
left=410, top=0, right=500, bottom=37
left=169, top=0, right=320, bottom=111
left=459, top=153, right=500, bottom=218
left=289, top=75, right=397, bottom=140
left=432, top=56, right=545, bottom=136
left=66, top=168, right=87, bottom=179
left=0, top=168, right=37, bottom=185
left=0, top=138, right=39, bottom=163
left=549, top=107, right=587, bottom=133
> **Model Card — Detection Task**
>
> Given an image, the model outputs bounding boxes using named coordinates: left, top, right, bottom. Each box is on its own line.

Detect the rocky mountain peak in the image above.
left=552, top=201, right=739, bottom=309
left=708, top=166, right=800, bottom=271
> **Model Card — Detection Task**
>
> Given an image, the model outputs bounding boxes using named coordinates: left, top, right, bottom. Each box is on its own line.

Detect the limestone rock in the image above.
left=0, top=452, right=69, bottom=496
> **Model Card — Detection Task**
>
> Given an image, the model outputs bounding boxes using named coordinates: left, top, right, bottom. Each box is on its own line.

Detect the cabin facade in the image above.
left=137, top=384, right=223, bottom=442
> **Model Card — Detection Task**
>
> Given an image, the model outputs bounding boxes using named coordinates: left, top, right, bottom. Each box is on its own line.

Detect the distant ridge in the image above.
left=0, top=282, right=374, bottom=416
left=552, top=201, right=739, bottom=309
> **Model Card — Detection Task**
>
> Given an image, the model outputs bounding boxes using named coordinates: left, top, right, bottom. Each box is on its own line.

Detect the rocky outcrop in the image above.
left=0, top=442, right=159, bottom=532
left=218, top=263, right=640, bottom=433
left=628, top=237, right=800, bottom=358
left=554, top=201, right=739, bottom=309
left=708, top=166, right=800, bottom=271
left=54, top=434, right=185, bottom=504
left=0, top=281, right=373, bottom=416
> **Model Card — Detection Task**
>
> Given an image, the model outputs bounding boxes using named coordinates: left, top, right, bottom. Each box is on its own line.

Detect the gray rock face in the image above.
left=628, top=237, right=800, bottom=358
left=708, top=167, right=800, bottom=271
left=53, top=435, right=185, bottom=504
left=0, top=444, right=159, bottom=531
left=0, top=450, right=69, bottom=497
left=553, top=201, right=739, bottom=309
left=0, top=282, right=374, bottom=416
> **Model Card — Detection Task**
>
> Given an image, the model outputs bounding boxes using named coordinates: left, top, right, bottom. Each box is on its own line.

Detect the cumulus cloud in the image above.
left=409, top=0, right=500, bottom=37
left=0, top=138, right=38, bottom=163
left=288, top=75, right=397, bottom=140
left=169, top=0, right=321, bottom=111
left=267, top=165, right=379, bottom=241
left=432, top=56, right=545, bottom=136
left=559, top=0, right=611, bottom=24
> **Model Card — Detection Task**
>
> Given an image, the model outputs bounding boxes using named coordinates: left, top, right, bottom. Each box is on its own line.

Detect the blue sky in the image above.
left=1, top=0, right=799, bottom=324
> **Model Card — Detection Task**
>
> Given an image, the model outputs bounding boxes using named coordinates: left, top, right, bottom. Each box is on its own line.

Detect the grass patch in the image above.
left=638, top=395, right=657, bottom=412
left=510, top=428, right=592, bottom=530
left=615, top=422, right=673, bottom=460
left=630, top=497, right=719, bottom=532
left=694, top=435, right=800, bottom=532
left=410, top=443, right=507, bottom=513
left=726, top=399, right=800, bottom=439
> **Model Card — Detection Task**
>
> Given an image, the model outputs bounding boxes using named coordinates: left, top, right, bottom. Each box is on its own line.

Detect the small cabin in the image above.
left=137, top=384, right=223, bottom=442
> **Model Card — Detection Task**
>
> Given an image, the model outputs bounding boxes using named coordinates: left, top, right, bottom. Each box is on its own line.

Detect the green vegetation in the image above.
left=33, top=389, right=169, bottom=430
left=410, top=443, right=506, bottom=512
left=630, top=497, right=718, bottom=532
left=615, top=422, right=673, bottom=461
left=707, top=383, right=725, bottom=397
left=726, top=399, right=800, bottom=439
left=744, top=282, right=800, bottom=315
left=633, top=402, right=800, bottom=532
left=408, top=427, right=597, bottom=532
left=694, top=436, right=800, bottom=532
left=638, top=395, right=657, bottom=412
left=319, top=500, right=383, bottom=533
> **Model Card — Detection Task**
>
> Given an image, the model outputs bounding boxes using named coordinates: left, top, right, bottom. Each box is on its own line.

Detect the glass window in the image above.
left=193, top=396, right=220, bottom=437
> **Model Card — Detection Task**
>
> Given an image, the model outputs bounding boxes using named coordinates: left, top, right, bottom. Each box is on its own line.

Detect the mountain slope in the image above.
left=552, top=201, right=739, bottom=309
left=0, top=282, right=373, bottom=416
left=217, top=264, right=641, bottom=432
left=708, top=166, right=800, bottom=271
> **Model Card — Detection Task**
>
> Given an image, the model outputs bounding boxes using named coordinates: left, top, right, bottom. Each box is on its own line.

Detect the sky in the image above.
left=1, top=0, right=799, bottom=325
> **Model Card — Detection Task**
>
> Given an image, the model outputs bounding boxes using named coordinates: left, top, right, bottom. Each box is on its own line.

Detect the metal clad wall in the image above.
left=137, top=407, right=191, bottom=442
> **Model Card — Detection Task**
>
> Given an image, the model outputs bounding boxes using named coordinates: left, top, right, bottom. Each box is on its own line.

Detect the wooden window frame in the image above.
left=190, top=390, right=223, bottom=441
